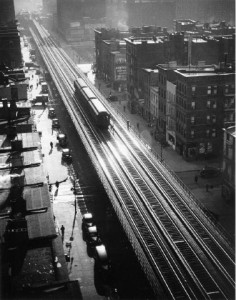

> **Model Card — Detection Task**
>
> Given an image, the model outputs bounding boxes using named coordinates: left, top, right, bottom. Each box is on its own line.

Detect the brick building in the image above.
left=125, top=36, right=166, bottom=113
left=139, top=68, right=159, bottom=119
left=173, top=66, right=235, bottom=160
left=222, top=126, right=235, bottom=202
left=150, top=86, right=159, bottom=129
left=174, top=19, right=197, bottom=32
left=110, top=47, right=127, bottom=91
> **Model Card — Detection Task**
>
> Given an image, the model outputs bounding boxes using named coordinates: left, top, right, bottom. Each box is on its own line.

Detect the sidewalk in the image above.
left=33, top=101, right=103, bottom=299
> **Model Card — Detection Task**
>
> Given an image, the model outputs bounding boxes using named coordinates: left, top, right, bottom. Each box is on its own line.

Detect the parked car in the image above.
left=52, top=118, right=60, bottom=128
left=200, top=167, right=221, bottom=178
left=108, top=95, right=118, bottom=102
left=85, top=225, right=101, bottom=247
left=82, top=213, right=94, bottom=236
left=62, top=148, right=72, bottom=161
left=48, top=108, right=56, bottom=118
left=94, top=244, right=111, bottom=272
left=57, top=133, right=67, bottom=147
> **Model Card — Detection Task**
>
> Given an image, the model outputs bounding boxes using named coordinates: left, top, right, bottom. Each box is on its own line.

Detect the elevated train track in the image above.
left=30, top=21, right=235, bottom=299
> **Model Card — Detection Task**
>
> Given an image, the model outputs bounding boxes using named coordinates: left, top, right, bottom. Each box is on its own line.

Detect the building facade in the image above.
left=125, top=37, right=166, bottom=113
left=140, top=68, right=159, bottom=119
left=222, top=126, right=235, bottom=202
left=174, top=66, right=235, bottom=160
left=166, top=80, right=177, bottom=149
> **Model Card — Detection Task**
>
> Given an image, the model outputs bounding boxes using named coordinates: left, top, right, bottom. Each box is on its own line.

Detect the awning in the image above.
left=26, top=208, right=56, bottom=240
left=24, top=185, right=50, bottom=211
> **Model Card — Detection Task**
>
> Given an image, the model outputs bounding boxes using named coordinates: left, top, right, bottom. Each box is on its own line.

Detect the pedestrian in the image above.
left=60, top=225, right=65, bottom=236
left=55, top=181, right=59, bottom=189
left=123, top=105, right=126, bottom=112
left=137, top=122, right=139, bottom=130
left=50, top=141, right=53, bottom=149
left=194, top=175, right=198, bottom=183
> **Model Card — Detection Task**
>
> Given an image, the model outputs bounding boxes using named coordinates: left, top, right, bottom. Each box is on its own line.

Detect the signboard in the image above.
left=115, top=66, right=126, bottom=81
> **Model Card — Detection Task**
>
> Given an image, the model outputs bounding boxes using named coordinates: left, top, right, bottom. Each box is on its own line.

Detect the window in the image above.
left=191, top=130, right=195, bottom=138
left=207, top=85, right=211, bottom=95
left=206, top=129, right=210, bottom=137
left=206, top=115, right=210, bottom=122
left=191, top=86, right=196, bottom=93
left=191, top=116, right=195, bottom=124
left=206, top=100, right=211, bottom=108
left=191, top=101, right=196, bottom=109
left=225, top=85, right=229, bottom=94
left=213, top=85, right=217, bottom=94
left=207, top=142, right=213, bottom=152
left=212, top=115, right=216, bottom=123
left=212, top=101, right=217, bottom=109
left=212, top=129, right=216, bottom=137
left=228, top=148, right=233, bottom=159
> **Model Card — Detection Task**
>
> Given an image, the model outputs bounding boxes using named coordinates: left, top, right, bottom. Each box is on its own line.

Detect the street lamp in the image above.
left=71, top=177, right=78, bottom=215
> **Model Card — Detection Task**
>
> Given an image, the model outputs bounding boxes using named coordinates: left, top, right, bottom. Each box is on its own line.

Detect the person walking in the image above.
left=50, top=141, right=53, bottom=149
left=60, top=225, right=65, bottom=237
left=55, top=181, right=59, bottom=189
left=194, top=175, right=198, bottom=183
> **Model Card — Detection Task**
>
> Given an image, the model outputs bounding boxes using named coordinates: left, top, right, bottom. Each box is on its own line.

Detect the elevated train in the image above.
left=74, top=78, right=110, bottom=130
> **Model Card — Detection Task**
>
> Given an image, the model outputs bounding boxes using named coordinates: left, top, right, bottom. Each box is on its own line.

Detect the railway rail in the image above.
left=30, top=21, right=235, bottom=299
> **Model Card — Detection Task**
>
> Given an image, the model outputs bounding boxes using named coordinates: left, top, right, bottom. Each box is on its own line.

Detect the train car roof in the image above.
left=82, top=87, right=96, bottom=99
left=90, top=98, right=108, bottom=114
left=75, top=78, right=87, bottom=89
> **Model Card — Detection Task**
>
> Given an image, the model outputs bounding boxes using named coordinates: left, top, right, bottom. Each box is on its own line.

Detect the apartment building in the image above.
left=174, top=66, right=235, bottom=160
left=222, top=126, right=235, bottom=202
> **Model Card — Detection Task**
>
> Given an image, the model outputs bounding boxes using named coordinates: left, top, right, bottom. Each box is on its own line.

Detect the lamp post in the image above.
left=71, top=176, right=77, bottom=215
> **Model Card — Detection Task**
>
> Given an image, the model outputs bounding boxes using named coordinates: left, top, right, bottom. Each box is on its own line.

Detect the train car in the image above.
left=74, top=79, right=110, bottom=129
left=89, top=98, right=110, bottom=129
left=74, top=78, right=87, bottom=91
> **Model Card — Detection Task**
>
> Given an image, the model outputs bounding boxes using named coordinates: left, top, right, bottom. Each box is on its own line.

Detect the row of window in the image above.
left=176, top=111, right=217, bottom=124
left=190, top=115, right=217, bottom=124
left=190, top=128, right=217, bottom=138
left=177, top=96, right=219, bottom=110
left=176, top=83, right=234, bottom=96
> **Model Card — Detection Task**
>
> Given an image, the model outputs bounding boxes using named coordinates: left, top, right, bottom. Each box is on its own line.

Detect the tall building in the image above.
left=125, top=36, right=166, bottom=113
left=173, top=66, right=235, bottom=160
left=0, top=0, right=22, bottom=68
left=0, top=0, right=15, bottom=25
left=57, top=0, right=106, bottom=41
left=176, top=0, right=235, bottom=25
